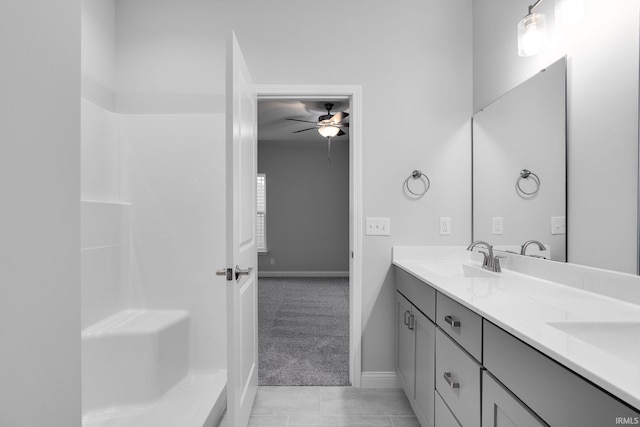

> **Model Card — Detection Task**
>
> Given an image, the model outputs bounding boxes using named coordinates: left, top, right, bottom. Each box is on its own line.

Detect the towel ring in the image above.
left=404, top=170, right=430, bottom=197
left=516, top=169, right=540, bottom=196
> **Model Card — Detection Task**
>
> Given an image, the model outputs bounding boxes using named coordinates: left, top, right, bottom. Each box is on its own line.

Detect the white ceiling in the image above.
left=257, top=99, right=350, bottom=144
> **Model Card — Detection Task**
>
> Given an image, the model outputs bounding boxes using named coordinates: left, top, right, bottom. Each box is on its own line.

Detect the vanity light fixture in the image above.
left=518, top=0, right=548, bottom=57
left=517, top=0, right=584, bottom=57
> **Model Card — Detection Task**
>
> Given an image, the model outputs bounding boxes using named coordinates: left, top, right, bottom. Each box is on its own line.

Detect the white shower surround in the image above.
left=81, top=99, right=227, bottom=426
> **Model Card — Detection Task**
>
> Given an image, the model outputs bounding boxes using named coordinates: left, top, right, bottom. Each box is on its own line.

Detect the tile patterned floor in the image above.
left=222, top=386, right=419, bottom=427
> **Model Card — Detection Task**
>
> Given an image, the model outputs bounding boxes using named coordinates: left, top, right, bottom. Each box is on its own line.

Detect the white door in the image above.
left=225, top=31, right=258, bottom=427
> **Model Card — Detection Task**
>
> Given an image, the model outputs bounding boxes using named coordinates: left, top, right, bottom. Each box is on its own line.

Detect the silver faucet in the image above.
left=466, top=241, right=503, bottom=272
left=520, top=240, right=547, bottom=257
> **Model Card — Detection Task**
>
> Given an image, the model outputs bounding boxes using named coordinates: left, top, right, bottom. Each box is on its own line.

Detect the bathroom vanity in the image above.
left=393, top=246, right=640, bottom=427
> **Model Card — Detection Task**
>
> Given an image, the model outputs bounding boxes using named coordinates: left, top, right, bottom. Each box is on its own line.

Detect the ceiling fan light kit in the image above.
left=286, top=102, right=349, bottom=162
left=318, top=124, right=340, bottom=138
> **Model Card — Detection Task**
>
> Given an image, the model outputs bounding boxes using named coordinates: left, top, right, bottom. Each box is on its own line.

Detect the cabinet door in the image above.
left=482, top=372, right=548, bottom=427
left=397, top=292, right=415, bottom=398
left=413, top=309, right=435, bottom=427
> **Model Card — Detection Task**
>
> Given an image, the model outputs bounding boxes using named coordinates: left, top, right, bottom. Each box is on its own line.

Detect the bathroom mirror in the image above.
left=472, top=57, right=567, bottom=262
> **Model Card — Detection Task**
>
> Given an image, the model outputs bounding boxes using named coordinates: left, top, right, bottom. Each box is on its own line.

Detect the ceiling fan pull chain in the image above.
left=327, top=138, right=332, bottom=163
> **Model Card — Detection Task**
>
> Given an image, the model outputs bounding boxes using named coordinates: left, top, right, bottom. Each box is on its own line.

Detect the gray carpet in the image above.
left=258, top=277, right=350, bottom=386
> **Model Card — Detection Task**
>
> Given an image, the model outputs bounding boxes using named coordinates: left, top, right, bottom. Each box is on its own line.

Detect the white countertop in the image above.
left=393, top=246, right=640, bottom=410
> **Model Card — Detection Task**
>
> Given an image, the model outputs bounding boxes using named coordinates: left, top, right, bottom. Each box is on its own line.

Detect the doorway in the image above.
left=255, top=85, right=363, bottom=387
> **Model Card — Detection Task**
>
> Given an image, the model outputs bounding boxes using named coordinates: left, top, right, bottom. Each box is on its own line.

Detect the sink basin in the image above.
left=461, top=264, right=498, bottom=278
left=547, top=321, right=640, bottom=365
left=415, top=262, right=498, bottom=279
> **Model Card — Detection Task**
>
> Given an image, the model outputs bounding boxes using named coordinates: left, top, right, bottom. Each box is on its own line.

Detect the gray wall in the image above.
left=0, top=1, right=81, bottom=425
left=114, top=0, right=473, bottom=375
left=258, top=139, right=350, bottom=274
left=473, top=0, right=640, bottom=273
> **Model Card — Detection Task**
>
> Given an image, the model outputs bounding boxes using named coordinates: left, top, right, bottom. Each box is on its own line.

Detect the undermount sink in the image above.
left=415, top=262, right=498, bottom=279
left=461, top=264, right=499, bottom=278
left=547, top=321, right=640, bottom=365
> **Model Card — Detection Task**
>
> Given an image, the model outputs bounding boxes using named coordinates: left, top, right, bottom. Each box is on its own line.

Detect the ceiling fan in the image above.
left=285, top=103, right=350, bottom=138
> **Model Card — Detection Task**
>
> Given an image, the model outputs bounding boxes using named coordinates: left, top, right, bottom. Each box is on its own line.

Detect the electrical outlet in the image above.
left=492, top=217, right=504, bottom=235
left=366, top=217, right=391, bottom=236
left=551, top=216, right=566, bottom=235
left=440, top=217, right=451, bottom=235
left=270, top=258, right=276, bottom=265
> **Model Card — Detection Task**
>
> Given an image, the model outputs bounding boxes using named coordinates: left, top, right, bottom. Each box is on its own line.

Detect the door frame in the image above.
left=255, top=84, right=363, bottom=387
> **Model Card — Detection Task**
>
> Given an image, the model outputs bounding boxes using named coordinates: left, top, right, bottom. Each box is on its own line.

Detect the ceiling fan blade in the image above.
left=338, top=122, right=349, bottom=128
left=292, top=127, right=316, bottom=133
left=337, top=129, right=346, bottom=136
left=330, top=111, right=349, bottom=123
left=329, top=112, right=344, bottom=123
left=286, top=118, right=318, bottom=124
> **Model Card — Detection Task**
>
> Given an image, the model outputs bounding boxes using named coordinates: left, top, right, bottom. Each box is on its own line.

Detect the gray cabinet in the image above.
left=435, top=328, right=481, bottom=427
left=436, top=293, right=483, bottom=362
left=396, top=267, right=436, bottom=320
left=396, top=291, right=436, bottom=427
left=397, top=292, right=416, bottom=397
left=395, top=265, right=640, bottom=427
left=414, top=309, right=436, bottom=427
left=482, top=371, right=547, bottom=427
left=483, top=320, right=640, bottom=427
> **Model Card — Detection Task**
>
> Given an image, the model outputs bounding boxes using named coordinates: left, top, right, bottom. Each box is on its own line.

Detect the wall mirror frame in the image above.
left=472, top=57, right=567, bottom=262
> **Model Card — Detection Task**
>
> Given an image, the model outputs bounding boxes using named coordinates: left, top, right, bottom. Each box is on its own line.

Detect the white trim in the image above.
left=360, top=372, right=401, bottom=389
left=255, top=84, right=363, bottom=388
left=258, top=271, right=349, bottom=278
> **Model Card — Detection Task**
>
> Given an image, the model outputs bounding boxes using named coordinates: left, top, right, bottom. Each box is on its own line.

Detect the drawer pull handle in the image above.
left=443, top=372, right=459, bottom=389
left=408, top=314, right=415, bottom=330
left=404, top=310, right=410, bottom=326
left=444, top=315, right=461, bottom=328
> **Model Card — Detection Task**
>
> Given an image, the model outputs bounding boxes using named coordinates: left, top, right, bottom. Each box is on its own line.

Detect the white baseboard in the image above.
left=360, top=371, right=401, bottom=388
left=258, top=271, right=349, bottom=278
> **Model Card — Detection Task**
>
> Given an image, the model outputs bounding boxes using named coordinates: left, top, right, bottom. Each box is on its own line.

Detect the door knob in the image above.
left=235, top=265, right=253, bottom=280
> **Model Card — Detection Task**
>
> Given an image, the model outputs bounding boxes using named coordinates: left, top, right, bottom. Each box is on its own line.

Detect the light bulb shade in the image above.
left=318, top=125, right=340, bottom=138
left=517, top=12, right=547, bottom=57
left=555, top=0, right=584, bottom=27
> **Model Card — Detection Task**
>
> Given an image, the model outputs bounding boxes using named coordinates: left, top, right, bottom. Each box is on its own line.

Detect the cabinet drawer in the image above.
left=436, top=328, right=481, bottom=427
left=484, top=320, right=640, bottom=427
left=436, top=292, right=483, bottom=361
left=435, top=390, right=461, bottom=427
left=396, top=266, right=436, bottom=321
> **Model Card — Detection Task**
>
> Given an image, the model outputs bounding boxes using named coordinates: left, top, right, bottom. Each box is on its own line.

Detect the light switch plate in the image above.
left=551, top=216, right=566, bottom=235
left=366, top=217, right=391, bottom=236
